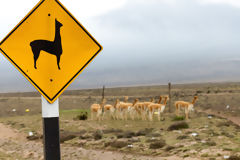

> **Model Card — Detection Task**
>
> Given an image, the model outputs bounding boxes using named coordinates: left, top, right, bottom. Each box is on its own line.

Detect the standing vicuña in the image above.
left=90, top=98, right=106, bottom=121
left=148, top=96, right=168, bottom=121
left=30, top=19, right=63, bottom=70
left=175, top=96, right=198, bottom=119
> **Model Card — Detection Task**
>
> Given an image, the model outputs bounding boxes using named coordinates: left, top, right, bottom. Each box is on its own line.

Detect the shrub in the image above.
left=149, top=139, right=166, bottom=149
left=172, top=116, right=185, bottom=121
left=167, top=122, right=189, bottom=131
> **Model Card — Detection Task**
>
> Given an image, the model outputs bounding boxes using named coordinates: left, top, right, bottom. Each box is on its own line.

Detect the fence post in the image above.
left=101, top=85, right=105, bottom=113
left=102, top=85, right=105, bottom=100
left=168, top=82, right=172, bottom=112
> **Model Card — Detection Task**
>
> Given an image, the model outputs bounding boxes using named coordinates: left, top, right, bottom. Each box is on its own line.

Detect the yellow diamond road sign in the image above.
left=0, top=0, right=102, bottom=103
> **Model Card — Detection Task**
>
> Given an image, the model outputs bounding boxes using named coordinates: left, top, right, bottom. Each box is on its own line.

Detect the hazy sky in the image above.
left=0, top=0, right=240, bottom=92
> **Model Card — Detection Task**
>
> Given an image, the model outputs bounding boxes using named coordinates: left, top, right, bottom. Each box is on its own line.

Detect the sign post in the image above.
left=42, top=96, right=60, bottom=160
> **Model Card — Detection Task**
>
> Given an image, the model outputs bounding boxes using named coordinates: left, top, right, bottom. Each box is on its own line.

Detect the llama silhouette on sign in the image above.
left=30, top=19, right=63, bottom=70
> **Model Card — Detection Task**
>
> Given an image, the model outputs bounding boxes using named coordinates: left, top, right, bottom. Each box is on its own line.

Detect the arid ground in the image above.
left=0, top=82, right=240, bottom=160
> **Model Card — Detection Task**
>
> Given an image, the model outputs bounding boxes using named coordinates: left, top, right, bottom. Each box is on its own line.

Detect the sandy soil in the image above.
left=0, top=123, right=19, bottom=139
left=200, top=109, right=240, bottom=126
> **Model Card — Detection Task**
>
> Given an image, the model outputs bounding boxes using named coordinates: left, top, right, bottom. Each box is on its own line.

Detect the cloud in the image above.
left=1, top=0, right=240, bottom=92
left=199, top=0, right=240, bottom=8
left=0, top=0, right=127, bottom=19
left=61, top=0, right=127, bottom=18
left=0, top=0, right=127, bottom=39
left=220, top=58, right=240, bottom=63
left=83, top=0, right=240, bottom=86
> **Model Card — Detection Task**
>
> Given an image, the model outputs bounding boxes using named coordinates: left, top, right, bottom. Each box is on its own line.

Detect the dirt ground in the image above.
left=0, top=120, right=187, bottom=160
left=0, top=82, right=240, bottom=160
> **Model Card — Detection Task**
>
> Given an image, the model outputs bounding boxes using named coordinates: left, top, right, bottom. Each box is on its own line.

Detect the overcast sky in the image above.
left=0, top=0, right=240, bottom=92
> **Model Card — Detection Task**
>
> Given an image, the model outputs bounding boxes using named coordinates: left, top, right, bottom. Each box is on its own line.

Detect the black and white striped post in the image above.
left=42, top=96, right=61, bottom=160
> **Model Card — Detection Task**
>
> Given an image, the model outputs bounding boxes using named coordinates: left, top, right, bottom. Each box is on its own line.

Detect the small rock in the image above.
left=26, top=132, right=41, bottom=140
left=208, top=115, right=213, bottom=119
left=224, top=155, right=230, bottom=159
left=191, top=133, right=198, bottom=137
left=27, top=135, right=40, bottom=140
left=28, top=131, right=34, bottom=136
left=127, top=144, right=133, bottom=148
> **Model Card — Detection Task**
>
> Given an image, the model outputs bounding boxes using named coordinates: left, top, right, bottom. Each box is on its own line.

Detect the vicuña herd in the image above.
left=90, top=96, right=198, bottom=121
